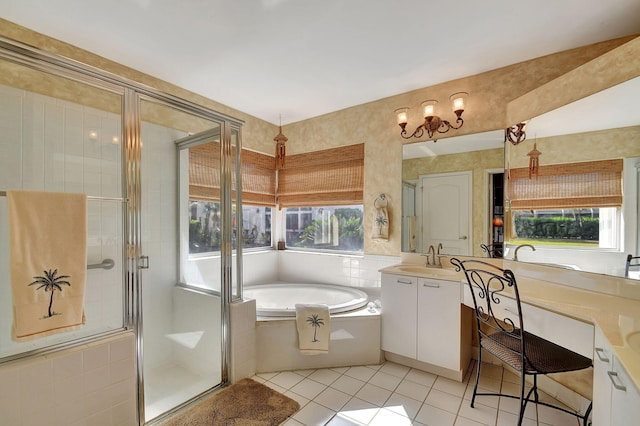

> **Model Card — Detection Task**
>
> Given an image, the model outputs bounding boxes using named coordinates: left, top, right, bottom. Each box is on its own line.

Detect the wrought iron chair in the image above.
left=480, top=243, right=503, bottom=258
left=450, top=258, right=593, bottom=425
left=626, top=254, right=640, bottom=277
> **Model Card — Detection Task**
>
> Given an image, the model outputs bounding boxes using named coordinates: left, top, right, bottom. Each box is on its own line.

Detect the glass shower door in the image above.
left=139, top=98, right=224, bottom=422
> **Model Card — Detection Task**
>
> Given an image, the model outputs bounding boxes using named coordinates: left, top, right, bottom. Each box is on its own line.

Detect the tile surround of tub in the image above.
left=276, top=251, right=399, bottom=291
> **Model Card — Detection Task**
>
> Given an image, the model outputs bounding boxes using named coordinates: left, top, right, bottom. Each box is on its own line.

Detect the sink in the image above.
left=626, top=331, right=640, bottom=352
left=394, top=265, right=458, bottom=278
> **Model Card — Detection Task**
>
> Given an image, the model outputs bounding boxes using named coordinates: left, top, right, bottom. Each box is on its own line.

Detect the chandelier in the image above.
left=395, top=92, right=468, bottom=140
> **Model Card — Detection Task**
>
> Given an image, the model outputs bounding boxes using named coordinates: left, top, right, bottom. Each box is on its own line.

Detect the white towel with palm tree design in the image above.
left=8, top=190, right=87, bottom=341
left=295, top=304, right=331, bottom=355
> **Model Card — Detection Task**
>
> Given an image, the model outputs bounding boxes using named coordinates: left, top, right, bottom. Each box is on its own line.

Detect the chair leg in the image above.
left=518, top=371, right=526, bottom=426
left=471, top=348, right=482, bottom=408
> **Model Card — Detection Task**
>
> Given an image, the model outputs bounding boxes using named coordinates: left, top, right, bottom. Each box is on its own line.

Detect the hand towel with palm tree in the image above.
left=295, top=304, right=331, bottom=355
left=8, top=190, right=88, bottom=341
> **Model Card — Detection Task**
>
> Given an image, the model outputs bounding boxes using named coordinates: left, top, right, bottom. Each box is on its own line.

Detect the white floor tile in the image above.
left=368, top=370, right=403, bottom=391
left=309, top=368, right=342, bottom=386
left=314, top=387, right=352, bottom=412
left=378, top=362, right=410, bottom=378
left=271, top=371, right=305, bottom=389
left=354, top=383, right=392, bottom=407
left=382, top=392, right=422, bottom=420
left=245, top=361, right=581, bottom=426
left=344, top=366, right=377, bottom=382
left=339, top=397, right=380, bottom=425
left=292, top=400, right=336, bottom=426
left=425, top=389, right=463, bottom=415
left=457, top=400, right=498, bottom=425
left=330, top=375, right=366, bottom=396
left=433, top=376, right=468, bottom=398
left=325, top=414, right=364, bottom=425
left=369, top=407, right=414, bottom=425
left=291, top=377, right=328, bottom=400
left=415, top=402, right=457, bottom=426
left=405, top=368, right=438, bottom=387
left=395, top=378, right=431, bottom=402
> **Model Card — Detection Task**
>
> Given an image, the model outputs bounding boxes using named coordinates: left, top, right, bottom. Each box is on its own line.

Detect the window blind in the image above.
left=276, top=143, right=364, bottom=208
left=507, top=159, right=623, bottom=210
left=189, top=142, right=276, bottom=206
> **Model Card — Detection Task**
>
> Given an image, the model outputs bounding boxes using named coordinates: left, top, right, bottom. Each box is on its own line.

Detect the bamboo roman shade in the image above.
left=507, top=159, right=623, bottom=210
left=189, top=142, right=276, bottom=206
left=276, top=143, right=364, bottom=208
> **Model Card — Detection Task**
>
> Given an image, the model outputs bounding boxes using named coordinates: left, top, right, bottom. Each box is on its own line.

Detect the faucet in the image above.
left=513, top=244, right=536, bottom=261
left=423, top=245, right=435, bottom=266
left=436, top=243, right=444, bottom=265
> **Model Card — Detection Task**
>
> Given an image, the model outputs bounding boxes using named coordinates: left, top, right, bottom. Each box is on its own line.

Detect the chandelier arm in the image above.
left=401, top=124, right=426, bottom=139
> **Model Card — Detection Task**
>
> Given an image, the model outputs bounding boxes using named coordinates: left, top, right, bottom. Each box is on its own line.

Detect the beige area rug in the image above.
left=159, top=378, right=300, bottom=426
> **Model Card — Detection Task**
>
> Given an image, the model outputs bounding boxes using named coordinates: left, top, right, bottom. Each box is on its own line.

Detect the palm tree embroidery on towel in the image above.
left=28, top=268, right=71, bottom=318
left=306, top=314, right=325, bottom=342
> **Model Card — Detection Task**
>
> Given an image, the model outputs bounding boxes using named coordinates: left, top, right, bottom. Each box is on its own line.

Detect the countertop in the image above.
left=380, top=259, right=640, bottom=392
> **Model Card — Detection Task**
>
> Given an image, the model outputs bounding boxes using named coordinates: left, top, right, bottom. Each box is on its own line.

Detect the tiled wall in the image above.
left=0, top=332, right=137, bottom=426
left=243, top=250, right=399, bottom=296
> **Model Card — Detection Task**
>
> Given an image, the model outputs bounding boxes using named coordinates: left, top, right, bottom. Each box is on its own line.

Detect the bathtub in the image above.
left=244, top=282, right=382, bottom=372
left=243, top=282, right=369, bottom=317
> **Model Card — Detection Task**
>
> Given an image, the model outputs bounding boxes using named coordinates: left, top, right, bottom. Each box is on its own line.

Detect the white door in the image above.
left=420, top=171, right=471, bottom=255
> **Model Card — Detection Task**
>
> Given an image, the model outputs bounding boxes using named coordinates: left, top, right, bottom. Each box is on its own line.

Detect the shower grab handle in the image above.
left=87, top=258, right=115, bottom=270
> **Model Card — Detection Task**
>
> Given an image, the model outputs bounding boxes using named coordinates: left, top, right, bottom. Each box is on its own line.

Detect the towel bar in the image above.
left=87, top=259, right=115, bottom=270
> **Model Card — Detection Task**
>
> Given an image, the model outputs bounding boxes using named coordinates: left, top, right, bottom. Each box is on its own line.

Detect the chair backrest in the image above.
left=626, top=254, right=640, bottom=277
left=451, top=257, right=525, bottom=349
left=480, top=243, right=503, bottom=258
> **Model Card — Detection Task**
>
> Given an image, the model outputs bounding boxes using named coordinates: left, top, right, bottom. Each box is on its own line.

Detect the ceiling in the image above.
left=1, top=0, right=639, bottom=126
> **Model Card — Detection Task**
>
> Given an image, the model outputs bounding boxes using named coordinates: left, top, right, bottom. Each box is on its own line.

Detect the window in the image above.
left=189, top=202, right=271, bottom=253
left=277, top=144, right=365, bottom=253
left=510, top=207, right=618, bottom=249
left=184, top=140, right=276, bottom=255
left=506, top=159, right=623, bottom=249
left=285, top=206, right=364, bottom=252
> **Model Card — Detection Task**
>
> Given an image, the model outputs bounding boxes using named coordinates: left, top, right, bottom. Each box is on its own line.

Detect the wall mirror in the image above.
left=402, top=76, right=640, bottom=280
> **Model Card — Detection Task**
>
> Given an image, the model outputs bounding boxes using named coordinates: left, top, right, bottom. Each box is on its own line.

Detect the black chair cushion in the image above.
left=482, top=330, right=592, bottom=374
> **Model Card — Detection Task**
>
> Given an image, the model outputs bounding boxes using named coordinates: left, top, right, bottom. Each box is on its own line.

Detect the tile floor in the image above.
left=252, top=361, right=586, bottom=426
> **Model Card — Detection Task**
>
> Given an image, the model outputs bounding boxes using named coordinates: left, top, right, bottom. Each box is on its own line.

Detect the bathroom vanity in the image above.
left=380, top=268, right=471, bottom=381
left=380, top=256, right=640, bottom=424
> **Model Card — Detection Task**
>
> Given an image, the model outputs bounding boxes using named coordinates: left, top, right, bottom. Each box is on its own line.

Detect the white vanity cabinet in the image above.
left=380, top=273, right=418, bottom=359
left=381, top=272, right=468, bottom=378
left=593, top=326, right=640, bottom=425
left=416, top=277, right=462, bottom=370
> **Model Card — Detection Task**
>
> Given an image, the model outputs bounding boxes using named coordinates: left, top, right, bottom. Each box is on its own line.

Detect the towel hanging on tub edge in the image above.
left=295, top=304, right=331, bottom=355
left=8, top=190, right=87, bottom=341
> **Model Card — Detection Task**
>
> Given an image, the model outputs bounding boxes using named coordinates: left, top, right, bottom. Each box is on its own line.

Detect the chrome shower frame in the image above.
left=0, top=35, right=244, bottom=425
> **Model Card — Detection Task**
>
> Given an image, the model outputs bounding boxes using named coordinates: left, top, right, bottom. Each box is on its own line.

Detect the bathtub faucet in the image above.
left=513, top=244, right=536, bottom=261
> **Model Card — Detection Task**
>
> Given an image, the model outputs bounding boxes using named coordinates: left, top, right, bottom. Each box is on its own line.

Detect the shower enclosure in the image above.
left=0, top=37, right=243, bottom=424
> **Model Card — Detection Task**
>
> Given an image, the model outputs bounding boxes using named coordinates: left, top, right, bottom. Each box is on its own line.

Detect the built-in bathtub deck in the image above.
left=255, top=307, right=382, bottom=373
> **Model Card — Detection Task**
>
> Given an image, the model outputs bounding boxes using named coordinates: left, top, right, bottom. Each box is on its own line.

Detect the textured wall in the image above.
left=1, top=18, right=637, bottom=257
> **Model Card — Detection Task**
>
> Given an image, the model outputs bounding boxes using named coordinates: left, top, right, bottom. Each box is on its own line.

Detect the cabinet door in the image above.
left=592, top=327, right=613, bottom=425
left=381, top=273, right=417, bottom=358
left=610, top=356, right=640, bottom=425
left=416, top=278, right=460, bottom=370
